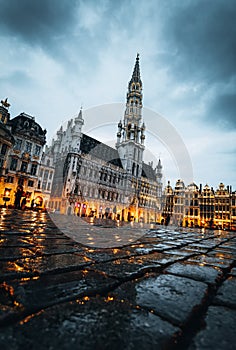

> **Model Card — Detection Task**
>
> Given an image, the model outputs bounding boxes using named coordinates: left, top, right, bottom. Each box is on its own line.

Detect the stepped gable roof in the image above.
left=142, top=162, right=156, bottom=180
left=81, top=133, right=123, bottom=168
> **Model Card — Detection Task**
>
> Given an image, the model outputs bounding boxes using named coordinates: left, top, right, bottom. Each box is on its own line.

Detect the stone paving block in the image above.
left=91, top=258, right=160, bottom=280
left=164, top=262, right=223, bottom=285
left=112, top=274, right=208, bottom=326
left=184, top=245, right=208, bottom=253
left=0, top=270, right=120, bottom=325
left=0, top=247, right=37, bottom=261
left=187, top=254, right=233, bottom=269
left=12, top=253, right=92, bottom=275
left=214, top=277, right=236, bottom=308
left=132, top=252, right=184, bottom=266
left=162, top=248, right=195, bottom=257
left=207, top=250, right=236, bottom=260
left=229, top=267, right=236, bottom=277
left=0, top=296, right=180, bottom=350
left=189, top=306, right=236, bottom=350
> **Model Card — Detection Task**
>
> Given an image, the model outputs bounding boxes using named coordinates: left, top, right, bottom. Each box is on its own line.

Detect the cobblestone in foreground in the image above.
left=0, top=209, right=236, bottom=349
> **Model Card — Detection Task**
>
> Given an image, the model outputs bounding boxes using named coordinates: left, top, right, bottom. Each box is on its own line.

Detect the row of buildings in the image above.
left=162, top=180, right=236, bottom=230
left=0, top=55, right=235, bottom=230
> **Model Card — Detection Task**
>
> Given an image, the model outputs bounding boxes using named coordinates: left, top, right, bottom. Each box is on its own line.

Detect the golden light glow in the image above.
left=19, top=310, right=44, bottom=325
left=83, top=256, right=92, bottom=262
left=112, top=249, right=119, bottom=254
left=13, top=300, right=22, bottom=308
left=105, top=296, right=114, bottom=302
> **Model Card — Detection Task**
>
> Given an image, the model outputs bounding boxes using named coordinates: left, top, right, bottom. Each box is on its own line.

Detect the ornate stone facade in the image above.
left=162, top=180, right=235, bottom=230
left=0, top=106, right=54, bottom=209
left=49, top=55, right=163, bottom=223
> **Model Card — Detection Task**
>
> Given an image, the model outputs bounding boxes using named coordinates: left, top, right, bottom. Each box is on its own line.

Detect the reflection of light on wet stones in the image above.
left=48, top=213, right=147, bottom=248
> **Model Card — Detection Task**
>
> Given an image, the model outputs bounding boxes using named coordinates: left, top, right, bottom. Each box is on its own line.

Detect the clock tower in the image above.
left=116, top=54, right=145, bottom=177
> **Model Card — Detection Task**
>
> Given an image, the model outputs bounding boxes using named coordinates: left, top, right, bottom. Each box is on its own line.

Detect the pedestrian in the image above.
left=14, top=185, right=23, bottom=209
left=21, top=197, right=26, bottom=210
left=31, top=199, right=35, bottom=209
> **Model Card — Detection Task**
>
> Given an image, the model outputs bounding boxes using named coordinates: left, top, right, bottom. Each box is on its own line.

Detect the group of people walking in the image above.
left=14, top=185, right=35, bottom=210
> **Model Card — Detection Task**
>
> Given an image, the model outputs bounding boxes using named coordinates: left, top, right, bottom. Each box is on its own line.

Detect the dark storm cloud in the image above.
left=0, top=0, right=77, bottom=49
left=158, top=0, right=236, bottom=129
left=161, top=0, right=236, bottom=82
left=208, top=92, right=236, bottom=128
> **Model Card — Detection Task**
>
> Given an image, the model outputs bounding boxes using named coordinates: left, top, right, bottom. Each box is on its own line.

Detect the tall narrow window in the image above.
left=34, top=145, right=41, bottom=156
left=31, top=164, right=38, bottom=176
left=25, top=141, right=32, bottom=153
left=14, top=139, right=22, bottom=151
left=1, top=144, right=7, bottom=155
left=10, top=158, right=18, bottom=171
left=21, top=161, right=28, bottom=172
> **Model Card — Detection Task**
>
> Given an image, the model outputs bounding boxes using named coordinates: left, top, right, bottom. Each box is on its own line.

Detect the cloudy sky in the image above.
left=0, top=0, right=235, bottom=189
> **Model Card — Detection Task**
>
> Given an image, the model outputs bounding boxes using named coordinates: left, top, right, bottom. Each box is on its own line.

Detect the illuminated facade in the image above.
left=0, top=102, right=15, bottom=206
left=0, top=106, right=54, bottom=209
left=49, top=55, right=163, bottom=222
left=163, top=180, right=235, bottom=230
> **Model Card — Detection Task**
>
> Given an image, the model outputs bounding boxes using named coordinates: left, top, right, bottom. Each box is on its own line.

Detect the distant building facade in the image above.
left=49, top=55, right=163, bottom=223
left=162, top=180, right=235, bottom=230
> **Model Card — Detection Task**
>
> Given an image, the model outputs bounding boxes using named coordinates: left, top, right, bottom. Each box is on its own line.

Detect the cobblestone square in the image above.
left=0, top=209, right=236, bottom=349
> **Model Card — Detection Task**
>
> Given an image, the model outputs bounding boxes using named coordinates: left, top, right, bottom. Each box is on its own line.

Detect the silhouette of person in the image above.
left=14, top=185, right=23, bottom=209
left=21, top=197, right=26, bottom=210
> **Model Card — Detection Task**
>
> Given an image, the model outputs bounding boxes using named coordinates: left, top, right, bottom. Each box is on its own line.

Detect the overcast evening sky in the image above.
left=0, top=0, right=235, bottom=189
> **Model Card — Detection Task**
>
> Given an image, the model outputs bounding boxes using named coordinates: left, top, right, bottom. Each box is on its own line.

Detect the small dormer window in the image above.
left=24, top=121, right=29, bottom=128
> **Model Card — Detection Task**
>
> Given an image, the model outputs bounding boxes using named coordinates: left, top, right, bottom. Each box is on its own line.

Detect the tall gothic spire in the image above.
left=116, top=54, right=145, bottom=177
left=132, top=53, right=140, bottom=81
left=128, top=53, right=142, bottom=90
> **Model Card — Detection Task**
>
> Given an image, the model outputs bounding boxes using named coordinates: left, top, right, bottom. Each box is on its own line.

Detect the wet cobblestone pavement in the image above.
left=0, top=209, right=236, bottom=350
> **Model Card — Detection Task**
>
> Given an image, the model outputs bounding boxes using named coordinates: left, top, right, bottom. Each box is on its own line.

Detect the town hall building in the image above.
left=48, top=55, right=163, bottom=223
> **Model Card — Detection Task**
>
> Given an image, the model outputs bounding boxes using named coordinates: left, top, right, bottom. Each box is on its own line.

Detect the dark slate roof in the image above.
left=142, top=162, right=156, bottom=180
left=8, top=113, right=46, bottom=145
left=80, top=134, right=123, bottom=168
